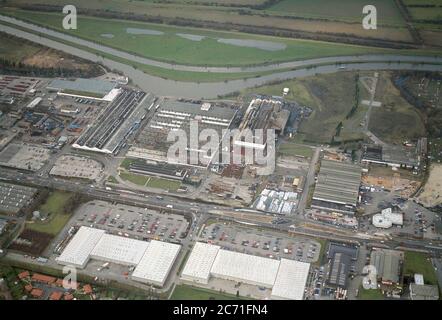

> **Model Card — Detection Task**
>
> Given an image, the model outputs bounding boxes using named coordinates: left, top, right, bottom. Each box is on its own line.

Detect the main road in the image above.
left=0, top=15, right=441, bottom=98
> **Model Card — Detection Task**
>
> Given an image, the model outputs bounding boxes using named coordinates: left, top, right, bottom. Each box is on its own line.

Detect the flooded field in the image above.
left=217, top=38, right=287, bottom=51
left=126, top=27, right=164, bottom=36
left=176, top=33, right=205, bottom=41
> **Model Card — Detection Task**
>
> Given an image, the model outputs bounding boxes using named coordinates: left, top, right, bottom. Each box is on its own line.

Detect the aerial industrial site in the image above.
left=0, top=0, right=441, bottom=307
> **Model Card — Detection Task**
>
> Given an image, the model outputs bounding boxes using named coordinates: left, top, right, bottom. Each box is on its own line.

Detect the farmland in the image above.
left=0, top=9, right=399, bottom=67
left=264, top=0, right=405, bottom=25
left=2, top=0, right=415, bottom=43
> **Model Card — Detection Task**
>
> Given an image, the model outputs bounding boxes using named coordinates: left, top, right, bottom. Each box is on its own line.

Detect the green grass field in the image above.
left=0, top=8, right=400, bottom=67
left=358, top=287, right=384, bottom=300
left=368, top=72, right=426, bottom=144
left=0, top=32, right=40, bottom=62
left=170, top=285, right=246, bottom=300
left=119, top=172, right=181, bottom=191
left=278, top=142, right=314, bottom=158
left=403, top=251, right=438, bottom=285
left=119, top=172, right=149, bottom=186
left=26, top=191, right=74, bottom=236
left=265, top=0, right=406, bottom=25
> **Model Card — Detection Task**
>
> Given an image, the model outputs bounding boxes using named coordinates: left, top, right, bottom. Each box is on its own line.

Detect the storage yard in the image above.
left=181, top=242, right=311, bottom=300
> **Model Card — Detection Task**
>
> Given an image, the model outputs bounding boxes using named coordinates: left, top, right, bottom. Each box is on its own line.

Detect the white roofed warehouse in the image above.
left=180, top=242, right=311, bottom=300
left=56, top=226, right=105, bottom=268
left=56, top=226, right=181, bottom=287
left=271, top=259, right=311, bottom=300
left=131, top=240, right=181, bottom=287
left=181, top=242, right=221, bottom=284
left=211, top=249, right=280, bottom=288
left=90, top=234, right=149, bottom=266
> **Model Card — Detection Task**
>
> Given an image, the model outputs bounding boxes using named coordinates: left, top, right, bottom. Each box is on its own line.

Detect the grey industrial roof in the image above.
left=160, top=100, right=236, bottom=120
left=313, top=160, right=362, bottom=206
left=410, top=283, right=439, bottom=300
left=382, top=145, right=419, bottom=167
left=48, top=79, right=116, bottom=96
left=370, top=249, right=402, bottom=284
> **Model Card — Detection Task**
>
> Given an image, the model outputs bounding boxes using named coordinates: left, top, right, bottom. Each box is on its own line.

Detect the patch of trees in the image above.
left=393, top=71, right=442, bottom=138
left=345, top=74, right=360, bottom=119
left=62, top=193, right=90, bottom=215
left=148, top=0, right=282, bottom=10
left=0, top=58, right=103, bottom=78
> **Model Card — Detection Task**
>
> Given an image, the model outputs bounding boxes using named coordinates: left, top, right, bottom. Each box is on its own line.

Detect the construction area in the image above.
left=181, top=242, right=310, bottom=300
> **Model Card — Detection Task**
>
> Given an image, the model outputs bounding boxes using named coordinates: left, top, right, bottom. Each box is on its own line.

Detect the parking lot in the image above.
left=199, top=222, right=321, bottom=263
left=65, top=200, right=189, bottom=243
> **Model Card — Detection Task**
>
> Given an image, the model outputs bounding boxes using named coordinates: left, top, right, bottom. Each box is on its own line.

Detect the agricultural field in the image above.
left=264, top=0, right=406, bottom=25
left=2, top=0, right=415, bottom=43
left=0, top=9, right=401, bottom=67
left=368, top=72, right=426, bottom=144
left=170, top=285, right=246, bottom=300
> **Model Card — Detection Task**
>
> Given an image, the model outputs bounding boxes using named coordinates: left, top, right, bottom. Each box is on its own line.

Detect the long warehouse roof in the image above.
left=181, top=242, right=311, bottom=300
left=313, top=160, right=362, bottom=205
